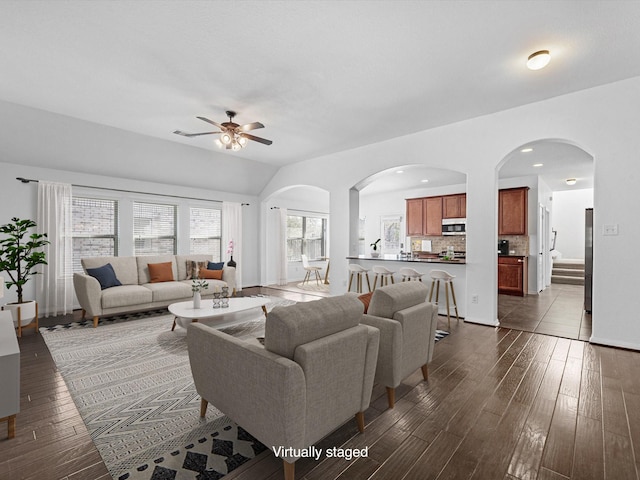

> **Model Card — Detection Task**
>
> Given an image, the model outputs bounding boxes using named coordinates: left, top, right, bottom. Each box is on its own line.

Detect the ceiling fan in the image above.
left=173, top=110, right=273, bottom=150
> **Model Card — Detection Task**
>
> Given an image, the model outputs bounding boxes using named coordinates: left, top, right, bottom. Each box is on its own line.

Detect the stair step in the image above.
left=551, top=275, right=585, bottom=285
left=553, top=259, right=585, bottom=270
left=552, top=268, right=584, bottom=277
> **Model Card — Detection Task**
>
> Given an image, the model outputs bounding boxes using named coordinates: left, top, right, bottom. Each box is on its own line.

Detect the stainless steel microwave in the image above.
left=442, top=218, right=466, bottom=236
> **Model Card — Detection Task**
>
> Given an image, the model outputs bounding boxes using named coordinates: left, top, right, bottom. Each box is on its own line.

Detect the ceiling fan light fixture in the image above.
left=220, top=132, right=232, bottom=145
left=238, top=135, right=248, bottom=147
left=527, top=50, right=551, bottom=70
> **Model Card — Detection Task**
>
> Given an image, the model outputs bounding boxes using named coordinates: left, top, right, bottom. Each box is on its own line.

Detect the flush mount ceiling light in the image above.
left=521, top=147, right=533, bottom=153
left=396, top=170, right=404, bottom=174
left=527, top=50, right=551, bottom=70
left=533, top=163, right=543, bottom=167
left=565, top=178, right=577, bottom=185
left=421, top=179, right=429, bottom=183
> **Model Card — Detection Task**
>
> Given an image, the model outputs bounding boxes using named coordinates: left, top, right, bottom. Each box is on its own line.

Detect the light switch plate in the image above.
left=603, top=224, right=619, bottom=235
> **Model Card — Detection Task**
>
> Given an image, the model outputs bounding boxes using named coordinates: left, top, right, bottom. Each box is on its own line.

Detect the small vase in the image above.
left=227, top=256, right=237, bottom=268
left=193, top=292, right=201, bottom=309
left=371, top=251, right=380, bottom=258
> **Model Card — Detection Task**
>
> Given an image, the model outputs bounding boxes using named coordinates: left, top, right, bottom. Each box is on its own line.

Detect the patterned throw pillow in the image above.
left=186, top=261, right=208, bottom=279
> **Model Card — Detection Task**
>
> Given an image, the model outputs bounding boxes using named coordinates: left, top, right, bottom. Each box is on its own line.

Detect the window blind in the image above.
left=133, top=201, right=177, bottom=255
left=72, top=197, right=118, bottom=272
left=189, top=206, right=222, bottom=259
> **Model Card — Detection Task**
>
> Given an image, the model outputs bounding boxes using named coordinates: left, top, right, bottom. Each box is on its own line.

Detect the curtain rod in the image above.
left=16, top=177, right=250, bottom=206
left=270, top=206, right=328, bottom=215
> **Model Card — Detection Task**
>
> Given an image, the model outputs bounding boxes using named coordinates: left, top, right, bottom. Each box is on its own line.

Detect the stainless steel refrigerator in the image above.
left=584, top=208, right=593, bottom=313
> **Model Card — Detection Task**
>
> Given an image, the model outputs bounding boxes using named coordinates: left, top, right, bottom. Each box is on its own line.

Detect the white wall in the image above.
left=260, top=76, right=640, bottom=350
left=551, top=188, right=594, bottom=260
left=0, top=161, right=259, bottom=304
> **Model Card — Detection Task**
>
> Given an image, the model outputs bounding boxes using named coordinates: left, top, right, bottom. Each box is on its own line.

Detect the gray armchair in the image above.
left=187, top=295, right=379, bottom=480
left=360, top=281, right=437, bottom=408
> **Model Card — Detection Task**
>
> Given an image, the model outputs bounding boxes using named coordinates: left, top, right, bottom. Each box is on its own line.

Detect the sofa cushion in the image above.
left=176, top=255, right=214, bottom=280
left=86, top=263, right=122, bottom=290
left=199, top=267, right=223, bottom=280
left=265, top=295, right=364, bottom=360
left=185, top=260, right=208, bottom=280
left=143, top=281, right=192, bottom=302
left=368, top=282, right=429, bottom=319
left=82, top=256, right=139, bottom=285
left=101, top=285, right=153, bottom=309
left=148, top=262, right=174, bottom=283
left=137, top=256, right=177, bottom=284
left=207, top=261, right=225, bottom=270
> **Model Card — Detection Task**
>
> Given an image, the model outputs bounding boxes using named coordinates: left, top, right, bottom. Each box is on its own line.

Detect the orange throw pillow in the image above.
left=148, top=262, right=174, bottom=283
left=358, top=292, right=373, bottom=313
left=199, top=267, right=223, bottom=280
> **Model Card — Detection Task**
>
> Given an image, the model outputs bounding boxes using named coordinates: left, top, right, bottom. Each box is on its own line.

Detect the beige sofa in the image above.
left=73, top=254, right=236, bottom=327
left=187, top=295, right=379, bottom=480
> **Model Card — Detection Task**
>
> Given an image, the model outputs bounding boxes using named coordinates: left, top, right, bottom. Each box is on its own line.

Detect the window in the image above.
left=71, top=197, right=118, bottom=272
left=287, top=214, right=326, bottom=261
left=133, top=201, right=177, bottom=255
left=189, top=207, right=221, bottom=259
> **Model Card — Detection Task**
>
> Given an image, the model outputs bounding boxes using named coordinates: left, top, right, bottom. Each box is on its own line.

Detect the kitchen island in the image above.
left=346, top=255, right=467, bottom=318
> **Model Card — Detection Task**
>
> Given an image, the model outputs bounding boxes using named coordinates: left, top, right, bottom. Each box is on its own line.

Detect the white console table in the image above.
left=0, top=310, right=20, bottom=438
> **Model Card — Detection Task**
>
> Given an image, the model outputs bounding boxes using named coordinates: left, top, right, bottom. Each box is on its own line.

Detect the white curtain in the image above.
left=222, top=202, right=242, bottom=290
left=276, top=207, right=288, bottom=285
left=36, top=181, right=74, bottom=317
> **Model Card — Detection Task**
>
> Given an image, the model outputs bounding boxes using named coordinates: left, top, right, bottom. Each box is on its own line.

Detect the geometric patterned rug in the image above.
left=40, top=296, right=293, bottom=480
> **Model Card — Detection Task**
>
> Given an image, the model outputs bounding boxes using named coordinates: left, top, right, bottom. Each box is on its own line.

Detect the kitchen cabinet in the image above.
left=406, top=198, right=424, bottom=236
left=498, top=256, right=528, bottom=296
left=406, top=196, right=442, bottom=236
left=499, top=187, right=528, bottom=235
left=424, top=197, right=443, bottom=236
left=443, top=194, right=466, bottom=219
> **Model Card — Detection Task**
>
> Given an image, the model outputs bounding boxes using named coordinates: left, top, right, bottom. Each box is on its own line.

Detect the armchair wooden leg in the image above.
left=355, top=412, right=365, bottom=433
left=93, top=316, right=99, bottom=328
left=386, top=386, right=396, bottom=409
left=200, top=398, right=208, bottom=418
left=283, top=460, right=295, bottom=480
left=421, top=364, right=429, bottom=381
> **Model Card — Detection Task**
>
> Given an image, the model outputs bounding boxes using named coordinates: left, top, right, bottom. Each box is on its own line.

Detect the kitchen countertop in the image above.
left=347, top=255, right=466, bottom=265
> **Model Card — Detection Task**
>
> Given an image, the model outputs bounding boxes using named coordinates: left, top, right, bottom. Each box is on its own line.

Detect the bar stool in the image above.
left=399, top=267, right=423, bottom=282
left=428, top=270, right=459, bottom=329
left=372, top=265, right=395, bottom=290
left=348, top=264, right=371, bottom=293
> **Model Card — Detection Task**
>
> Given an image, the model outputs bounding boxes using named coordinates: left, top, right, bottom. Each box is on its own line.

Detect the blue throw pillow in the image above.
left=207, top=261, right=225, bottom=271
left=86, top=263, right=122, bottom=290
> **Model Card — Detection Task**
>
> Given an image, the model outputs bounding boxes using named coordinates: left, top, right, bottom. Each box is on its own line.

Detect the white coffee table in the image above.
left=169, top=296, right=272, bottom=331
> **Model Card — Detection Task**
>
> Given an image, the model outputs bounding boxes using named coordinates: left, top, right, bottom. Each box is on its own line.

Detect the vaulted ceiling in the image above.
left=1, top=1, right=638, bottom=192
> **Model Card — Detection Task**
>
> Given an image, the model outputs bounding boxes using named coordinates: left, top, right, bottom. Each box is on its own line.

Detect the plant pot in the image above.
left=3, top=300, right=38, bottom=337
left=371, top=251, right=380, bottom=258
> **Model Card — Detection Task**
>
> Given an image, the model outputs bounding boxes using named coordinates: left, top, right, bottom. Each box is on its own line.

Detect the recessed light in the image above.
left=521, top=147, right=533, bottom=153
left=527, top=50, right=551, bottom=70
left=421, top=179, right=429, bottom=183
left=565, top=178, right=577, bottom=185
left=533, top=163, right=543, bottom=167
left=396, top=170, right=404, bottom=174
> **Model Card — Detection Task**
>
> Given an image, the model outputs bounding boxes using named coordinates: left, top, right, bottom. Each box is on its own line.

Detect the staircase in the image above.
left=551, top=259, right=585, bottom=285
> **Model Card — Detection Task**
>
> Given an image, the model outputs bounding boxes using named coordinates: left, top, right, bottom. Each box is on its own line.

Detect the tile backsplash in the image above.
left=410, top=236, right=467, bottom=254
left=499, top=235, right=529, bottom=256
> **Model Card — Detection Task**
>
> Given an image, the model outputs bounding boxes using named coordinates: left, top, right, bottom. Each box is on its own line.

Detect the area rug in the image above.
left=296, top=281, right=330, bottom=293
left=40, top=296, right=294, bottom=480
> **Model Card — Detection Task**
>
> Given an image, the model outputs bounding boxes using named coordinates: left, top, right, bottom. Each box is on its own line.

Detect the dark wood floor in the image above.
left=1, top=286, right=636, bottom=480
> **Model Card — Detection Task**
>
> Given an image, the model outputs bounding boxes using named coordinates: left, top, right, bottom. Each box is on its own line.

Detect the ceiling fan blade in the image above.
left=174, top=130, right=220, bottom=137
left=239, top=121, right=264, bottom=132
left=196, top=116, right=225, bottom=129
left=239, top=132, right=273, bottom=146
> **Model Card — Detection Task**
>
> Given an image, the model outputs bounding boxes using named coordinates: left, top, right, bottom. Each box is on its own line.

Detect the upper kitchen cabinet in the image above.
left=406, top=196, right=443, bottom=236
left=424, top=196, right=443, bottom=235
left=443, top=194, right=466, bottom=219
left=406, top=198, right=424, bottom=236
left=499, top=187, right=529, bottom=235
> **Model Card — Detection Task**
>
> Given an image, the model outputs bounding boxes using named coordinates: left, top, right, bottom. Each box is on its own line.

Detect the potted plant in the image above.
left=370, top=238, right=381, bottom=257
left=0, top=217, right=49, bottom=334
left=191, top=278, right=209, bottom=309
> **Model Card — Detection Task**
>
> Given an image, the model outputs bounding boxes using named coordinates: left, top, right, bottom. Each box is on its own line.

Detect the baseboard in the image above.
left=588, top=336, right=640, bottom=351
left=463, top=316, right=500, bottom=327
